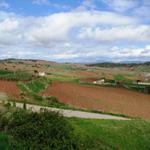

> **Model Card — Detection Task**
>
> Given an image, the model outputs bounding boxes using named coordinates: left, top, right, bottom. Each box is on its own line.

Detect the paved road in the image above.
left=0, top=101, right=129, bottom=120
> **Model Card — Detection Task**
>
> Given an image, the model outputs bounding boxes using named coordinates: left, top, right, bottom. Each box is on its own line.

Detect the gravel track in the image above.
left=0, top=100, right=129, bottom=120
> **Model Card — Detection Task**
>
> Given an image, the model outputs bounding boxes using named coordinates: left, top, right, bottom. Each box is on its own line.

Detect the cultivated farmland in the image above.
left=43, top=81, right=150, bottom=119
left=0, top=59, right=150, bottom=150
left=0, top=80, right=20, bottom=97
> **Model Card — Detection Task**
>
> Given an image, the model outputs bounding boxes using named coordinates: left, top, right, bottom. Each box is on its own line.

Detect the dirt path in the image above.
left=0, top=100, right=128, bottom=120
left=43, top=82, right=150, bottom=119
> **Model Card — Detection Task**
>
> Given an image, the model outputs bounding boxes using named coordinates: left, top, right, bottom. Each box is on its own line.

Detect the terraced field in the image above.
left=43, top=81, right=150, bottom=119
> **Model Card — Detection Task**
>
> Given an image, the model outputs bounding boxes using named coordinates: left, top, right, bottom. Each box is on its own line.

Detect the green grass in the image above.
left=16, top=77, right=79, bottom=108
left=17, top=77, right=51, bottom=101
left=123, top=83, right=150, bottom=94
left=17, top=77, right=51, bottom=94
left=0, top=133, right=10, bottom=150
left=45, top=63, right=86, bottom=71
left=69, top=118, right=150, bottom=150
left=0, top=108, right=79, bottom=150
left=113, top=74, right=126, bottom=81
left=50, top=75, right=80, bottom=83
left=0, top=70, right=32, bottom=81
left=1, top=102, right=150, bottom=150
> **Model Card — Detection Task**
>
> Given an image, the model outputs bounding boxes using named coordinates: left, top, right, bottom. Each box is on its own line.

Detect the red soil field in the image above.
left=43, top=82, right=150, bottom=119
left=0, top=80, right=20, bottom=96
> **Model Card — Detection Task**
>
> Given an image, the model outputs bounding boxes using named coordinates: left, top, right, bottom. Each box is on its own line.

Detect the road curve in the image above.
left=0, top=100, right=129, bottom=120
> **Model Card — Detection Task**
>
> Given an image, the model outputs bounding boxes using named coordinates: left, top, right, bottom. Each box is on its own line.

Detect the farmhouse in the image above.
left=93, top=79, right=104, bottom=85
left=34, top=70, right=46, bottom=77
left=93, top=78, right=105, bottom=85
left=38, top=72, right=46, bottom=77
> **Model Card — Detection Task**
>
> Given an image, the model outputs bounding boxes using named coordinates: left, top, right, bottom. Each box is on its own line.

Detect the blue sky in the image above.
left=0, top=0, right=150, bottom=62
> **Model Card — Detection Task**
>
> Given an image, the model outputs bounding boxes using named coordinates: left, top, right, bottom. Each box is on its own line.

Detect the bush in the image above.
left=46, top=96, right=68, bottom=108
left=47, top=96, right=59, bottom=103
left=4, top=103, right=11, bottom=109
left=1, top=110, right=79, bottom=150
left=0, top=133, right=10, bottom=150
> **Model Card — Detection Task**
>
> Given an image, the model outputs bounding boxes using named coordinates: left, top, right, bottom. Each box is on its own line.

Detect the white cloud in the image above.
left=0, top=18, right=19, bottom=31
left=52, top=53, right=79, bottom=59
left=75, top=0, right=96, bottom=11
left=25, top=11, right=138, bottom=47
left=52, top=45, right=150, bottom=62
left=32, top=0, right=49, bottom=5
left=0, top=18, right=22, bottom=46
left=32, top=0, right=69, bottom=9
left=64, top=42, right=71, bottom=47
left=110, top=45, right=150, bottom=58
left=133, top=6, right=150, bottom=19
left=0, top=10, right=137, bottom=47
left=0, top=9, right=149, bottom=62
left=0, top=1, right=10, bottom=9
left=78, top=25, right=150, bottom=42
left=103, top=0, right=139, bottom=12
left=145, top=45, right=150, bottom=49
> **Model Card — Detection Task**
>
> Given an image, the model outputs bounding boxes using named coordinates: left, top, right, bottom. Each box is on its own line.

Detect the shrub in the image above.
left=47, top=96, right=59, bottom=103
left=46, top=96, right=68, bottom=108
left=2, top=110, right=79, bottom=150
left=4, top=103, right=11, bottom=109
left=0, top=133, right=10, bottom=150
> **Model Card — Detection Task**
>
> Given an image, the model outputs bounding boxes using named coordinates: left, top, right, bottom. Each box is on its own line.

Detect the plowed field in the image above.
left=43, top=82, right=150, bottom=119
left=0, top=80, right=20, bottom=96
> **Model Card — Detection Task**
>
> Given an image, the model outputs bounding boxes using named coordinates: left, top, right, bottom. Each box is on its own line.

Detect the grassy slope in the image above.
left=17, top=77, right=51, bottom=94
left=0, top=133, right=10, bottom=150
left=113, top=74, right=126, bottom=81
left=1, top=113, right=150, bottom=150
left=69, top=118, right=150, bottom=150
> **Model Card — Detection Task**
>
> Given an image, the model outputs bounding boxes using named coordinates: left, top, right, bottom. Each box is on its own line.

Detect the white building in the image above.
left=38, top=72, right=46, bottom=77
left=93, top=79, right=105, bottom=85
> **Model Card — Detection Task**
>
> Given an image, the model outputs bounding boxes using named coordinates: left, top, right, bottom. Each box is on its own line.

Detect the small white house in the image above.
left=93, top=79, right=105, bottom=85
left=38, top=72, right=46, bottom=77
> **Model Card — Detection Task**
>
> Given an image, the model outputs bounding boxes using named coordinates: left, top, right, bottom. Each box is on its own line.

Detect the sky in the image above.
left=0, top=0, right=150, bottom=63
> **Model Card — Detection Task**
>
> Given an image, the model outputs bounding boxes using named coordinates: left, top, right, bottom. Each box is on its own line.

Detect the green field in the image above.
left=69, top=118, right=150, bottom=150
left=0, top=133, right=10, bottom=150
left=17, top=77, right=51, bottom=94
left=113, top=74, right=126, bottom=81
left=0, top=69, right=32, bottom=81
left=1, top=106, right=150, bottom=150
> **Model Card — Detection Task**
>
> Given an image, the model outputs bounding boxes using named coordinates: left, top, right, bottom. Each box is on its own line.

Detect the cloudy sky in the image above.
left=0, top=0, right=150, bottom=62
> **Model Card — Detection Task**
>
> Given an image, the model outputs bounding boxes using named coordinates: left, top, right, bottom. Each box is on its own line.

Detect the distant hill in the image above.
left=0, top=58, right=150, bottom=68
left=87, top=62, right=150, bottom=68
